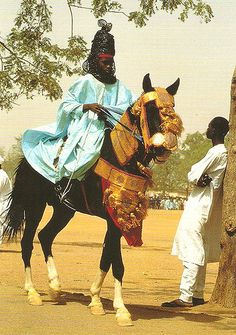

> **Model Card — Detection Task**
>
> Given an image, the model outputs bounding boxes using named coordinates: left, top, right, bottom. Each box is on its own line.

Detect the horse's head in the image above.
left=131, top=73, right=183, bottom=163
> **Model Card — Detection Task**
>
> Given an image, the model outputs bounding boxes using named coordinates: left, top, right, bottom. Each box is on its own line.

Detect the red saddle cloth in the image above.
left=101, top=178, right=143, bottom=247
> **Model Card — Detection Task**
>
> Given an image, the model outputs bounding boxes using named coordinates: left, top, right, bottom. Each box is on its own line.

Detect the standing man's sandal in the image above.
left=161, top=299, right=193, bottom=307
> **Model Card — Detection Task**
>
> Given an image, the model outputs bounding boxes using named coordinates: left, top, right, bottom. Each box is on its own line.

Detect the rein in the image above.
left=100, top=107, right=143, bottom=144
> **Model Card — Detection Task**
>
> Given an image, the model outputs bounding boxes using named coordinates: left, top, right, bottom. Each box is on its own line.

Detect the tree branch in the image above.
left=71, top=4, right=129, bottom=17
left=67, top=1, right=74, bottom=37
left=0, top=40, right=37, bottom=70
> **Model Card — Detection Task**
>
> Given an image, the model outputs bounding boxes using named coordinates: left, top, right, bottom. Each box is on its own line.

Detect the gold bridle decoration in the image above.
left=131, top=87, right=183, bottom=154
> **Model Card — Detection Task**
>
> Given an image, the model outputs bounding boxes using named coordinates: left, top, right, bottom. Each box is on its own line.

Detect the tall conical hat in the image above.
left=82, top=19, right=116, bottom=79
left=90, top=19, right=115, bottom=58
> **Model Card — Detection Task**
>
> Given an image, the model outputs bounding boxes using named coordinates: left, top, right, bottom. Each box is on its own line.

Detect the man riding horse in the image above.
left=22, top=19, right=137, bottom=187
left=4, top=20, right=183, bottom=327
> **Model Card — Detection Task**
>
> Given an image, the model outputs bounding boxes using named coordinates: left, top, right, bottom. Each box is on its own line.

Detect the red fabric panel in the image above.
left=101, top=178, right=143, bottom=247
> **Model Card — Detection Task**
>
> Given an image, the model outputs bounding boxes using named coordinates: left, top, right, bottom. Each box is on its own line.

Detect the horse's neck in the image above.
left=98, top=112, right=153, bottom=181
left=110, top=110, right=142, bottom=166
left=99, top=115, right=144, bottom=177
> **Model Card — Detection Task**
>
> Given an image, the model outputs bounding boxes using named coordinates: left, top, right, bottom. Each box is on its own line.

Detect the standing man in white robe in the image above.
left=162, top=116, right=229, bottom=308
left=0, top=156, right=12, bottom=244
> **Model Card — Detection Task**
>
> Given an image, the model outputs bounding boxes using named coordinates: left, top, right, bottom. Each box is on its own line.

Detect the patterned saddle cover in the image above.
left=94, top=158, right=151, bottom=246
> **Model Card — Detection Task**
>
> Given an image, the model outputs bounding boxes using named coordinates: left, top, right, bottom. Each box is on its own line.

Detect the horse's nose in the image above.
left=150, top=132, right=177, bottom=151
left=149, top=133, right=165, bottom=147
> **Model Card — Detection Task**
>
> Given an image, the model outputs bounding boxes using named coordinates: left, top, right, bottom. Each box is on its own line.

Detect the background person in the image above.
left=0, top=156, right=12, bottom=244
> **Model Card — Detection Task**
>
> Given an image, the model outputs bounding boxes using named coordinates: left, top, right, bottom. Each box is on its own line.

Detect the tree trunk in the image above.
left=210, top=67, right=236, bottom=307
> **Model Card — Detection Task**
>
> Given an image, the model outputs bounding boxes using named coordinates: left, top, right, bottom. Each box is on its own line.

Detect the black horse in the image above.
left=4, top=74, right=182, bottom=326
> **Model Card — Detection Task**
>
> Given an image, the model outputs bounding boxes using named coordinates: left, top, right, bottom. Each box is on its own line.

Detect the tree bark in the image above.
left=210, top=67, right=236, bottom=307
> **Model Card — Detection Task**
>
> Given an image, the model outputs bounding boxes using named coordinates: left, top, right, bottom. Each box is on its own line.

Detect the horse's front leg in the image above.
left=89, top=269, right=107, bottom=315
left=91, top=219, right=132, bottom=326
left=113, top=278, right=132, bottom=326
left=111, top=230, right=133, bottom=327
left=38, top=203, right=75, bottom=302
left=88, top=220, right=113, bottom=316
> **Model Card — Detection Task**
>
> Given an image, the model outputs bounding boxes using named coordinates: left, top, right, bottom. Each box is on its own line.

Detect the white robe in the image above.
left=0, top=169, right=12, bottom=243
left=172, top=144, right=227, bottom=266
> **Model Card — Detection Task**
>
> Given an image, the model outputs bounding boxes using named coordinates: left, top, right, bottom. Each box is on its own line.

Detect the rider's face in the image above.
left=97, top=57, right=114, bottom=75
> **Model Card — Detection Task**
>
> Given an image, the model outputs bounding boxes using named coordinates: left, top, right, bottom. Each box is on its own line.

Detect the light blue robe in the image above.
left=22, top=74, right=137, bottom=183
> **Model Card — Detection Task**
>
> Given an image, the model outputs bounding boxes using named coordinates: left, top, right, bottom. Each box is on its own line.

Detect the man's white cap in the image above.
left=0, top=155, right=4, bottom=164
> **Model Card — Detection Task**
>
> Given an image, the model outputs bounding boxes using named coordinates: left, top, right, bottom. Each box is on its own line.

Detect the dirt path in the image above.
left=1, top=209, right=236, bottom=334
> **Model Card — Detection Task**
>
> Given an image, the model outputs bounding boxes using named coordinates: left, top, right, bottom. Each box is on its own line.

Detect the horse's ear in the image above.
left=166, top=78, right=180, bottom=96
left=143, top=73, right=155, bottom=93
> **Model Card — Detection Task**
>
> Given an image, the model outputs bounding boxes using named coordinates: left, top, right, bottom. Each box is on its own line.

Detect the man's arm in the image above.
left=188, top=149, right=216, bottom=185
left=197, top=173, right=212, bottom=187
left=83, top=103, right=103, bottom=114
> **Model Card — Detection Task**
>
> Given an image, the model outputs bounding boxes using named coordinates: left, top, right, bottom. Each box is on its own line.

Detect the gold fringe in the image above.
left=94, top=158, right=150, bottom=231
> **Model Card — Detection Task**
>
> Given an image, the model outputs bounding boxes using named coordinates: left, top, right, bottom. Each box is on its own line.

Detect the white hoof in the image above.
left=27, top=289, right=43, bottom=306
left=48, top=287, right=62, bottom=302
left=116, top=308, right=133, bottom=327
left=48, top=277, right=62, bottom=302
left=88, top=301, right=106, bottom=315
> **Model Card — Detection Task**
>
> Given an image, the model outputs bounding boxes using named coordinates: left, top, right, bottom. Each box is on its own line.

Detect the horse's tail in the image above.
left=3, top=158, right=30, bottom=240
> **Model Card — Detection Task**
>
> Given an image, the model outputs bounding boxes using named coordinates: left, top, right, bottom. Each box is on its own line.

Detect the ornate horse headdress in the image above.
left=133, top=84, right=183, bottom=161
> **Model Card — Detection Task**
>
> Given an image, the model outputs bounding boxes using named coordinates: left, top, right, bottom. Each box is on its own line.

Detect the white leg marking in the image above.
left=24, top=266, right=34, bottom=291
left=25, top=267, right=42, bottom=306
left=47, top=256, right=62, bottom=301
left=88, top=269, right=107, bottom=315
left=114, top=279, right=133, bottom=327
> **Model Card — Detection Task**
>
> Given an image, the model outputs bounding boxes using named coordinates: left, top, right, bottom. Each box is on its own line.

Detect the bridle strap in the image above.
left=141, top=91, right=159, bottom=105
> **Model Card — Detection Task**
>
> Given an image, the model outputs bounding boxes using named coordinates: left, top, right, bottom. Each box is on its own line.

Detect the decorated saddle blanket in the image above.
left=94, top=158, right=151, bottom=247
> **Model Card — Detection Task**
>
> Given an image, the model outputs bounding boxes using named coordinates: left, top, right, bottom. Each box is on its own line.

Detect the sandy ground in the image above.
left=0, top=208, right=236, bottom=335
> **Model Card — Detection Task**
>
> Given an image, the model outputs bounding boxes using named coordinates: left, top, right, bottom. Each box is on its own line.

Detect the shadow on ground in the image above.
left=54, top=291, right=223, bottom=323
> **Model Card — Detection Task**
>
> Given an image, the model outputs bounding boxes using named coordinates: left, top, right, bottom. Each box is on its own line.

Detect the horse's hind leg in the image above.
left=22, top=203, right=46, bottom=306
left=38, top=203, right=74, bottom=301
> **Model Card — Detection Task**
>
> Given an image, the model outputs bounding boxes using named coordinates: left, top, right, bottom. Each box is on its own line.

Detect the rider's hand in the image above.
left=83, top=103, right=103, bottom=115
left=197, top=173, right=212, bottom=187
